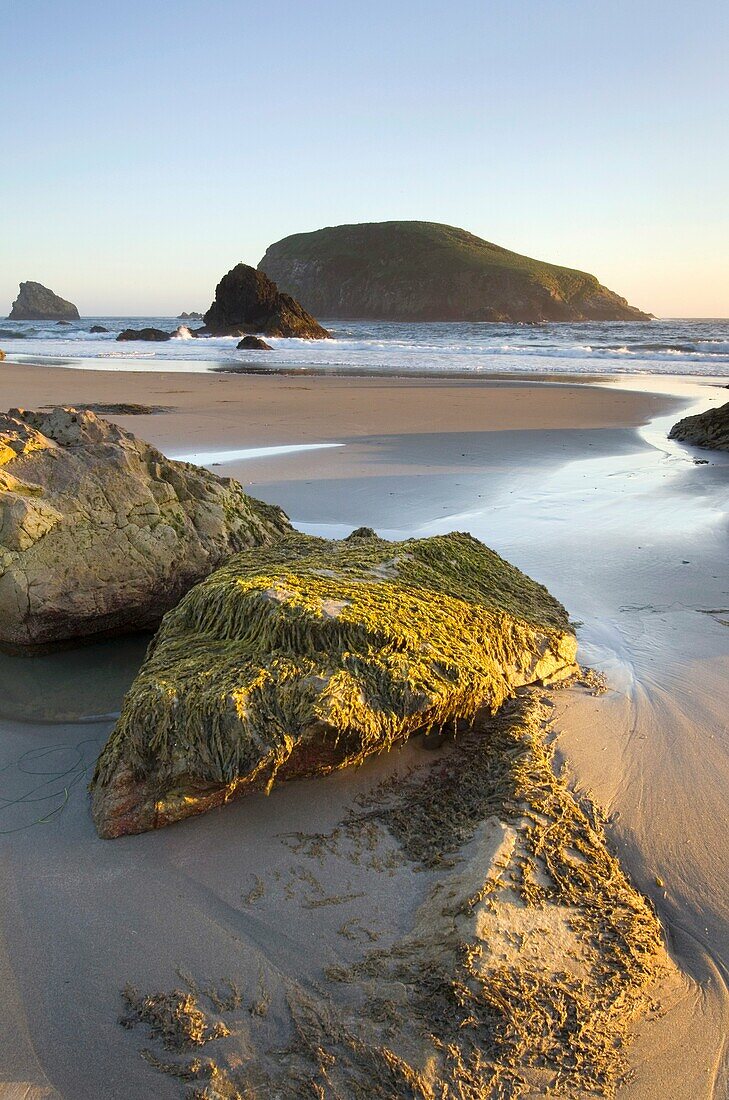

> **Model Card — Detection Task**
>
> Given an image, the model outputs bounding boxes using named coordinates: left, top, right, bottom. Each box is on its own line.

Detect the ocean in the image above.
left=1, top=317, right=728, bottom=377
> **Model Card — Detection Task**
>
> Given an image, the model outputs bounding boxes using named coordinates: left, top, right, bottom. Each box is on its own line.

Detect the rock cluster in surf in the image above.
left=91, top=528, right=578, bottom=837
left=201, top=263, right=329, bottom=339
left=0, top=407, right=290, bottom=649
left=8, top=281, right=80, bottom=321
left=117, top=327, right=172, bottom=342
left=669, top=400, right=729, bottom=452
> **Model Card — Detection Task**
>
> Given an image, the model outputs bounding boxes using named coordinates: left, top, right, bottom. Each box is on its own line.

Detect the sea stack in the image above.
left=259, top=221, right=652, bottom=323
left=8, top=281, right=80, bottom=321
left=202, top=263, right=329, bottom=338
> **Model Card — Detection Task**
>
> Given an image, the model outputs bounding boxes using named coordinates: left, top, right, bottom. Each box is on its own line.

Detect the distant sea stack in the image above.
left=259, top=221, right=651, bottom=323
left=202, top=263, right=329, bottom=339
left=8, top=281, right=80, bottom=321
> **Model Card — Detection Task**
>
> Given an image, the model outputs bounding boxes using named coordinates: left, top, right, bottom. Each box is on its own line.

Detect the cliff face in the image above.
left=8, top=281, right=79, bottom=321
left=259, top=222, right=651, bottom=323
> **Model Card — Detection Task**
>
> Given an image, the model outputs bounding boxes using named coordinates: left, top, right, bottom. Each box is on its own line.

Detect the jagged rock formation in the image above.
left=8, top=281, right=80, bottom=321
left=202, top=263, right=329, bottom=338
left=178, top=311, right=203, bottom=320
left=0, top=407, right=290, bottom=649
left=91, top=529, right=578, bottom=836
left=117, top=327, right=172, bottom=342
left=669, top=401, right=729, bottom=452
left=259, top=221, right=652, bottom=322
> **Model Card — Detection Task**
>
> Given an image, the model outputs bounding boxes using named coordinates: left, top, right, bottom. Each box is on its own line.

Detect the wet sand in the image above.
left=0, top=363, right=727, bottom=1098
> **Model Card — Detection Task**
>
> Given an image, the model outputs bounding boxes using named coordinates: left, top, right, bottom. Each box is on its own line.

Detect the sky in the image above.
left=2, top=0, right=727, bottom=317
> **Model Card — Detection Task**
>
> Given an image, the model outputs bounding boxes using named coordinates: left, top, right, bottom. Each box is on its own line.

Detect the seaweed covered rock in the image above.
left=202, top=263, right=329, bottom=339
left=0, top=407, right=290, bottom=649
left=669, top=400, right=729, bottom=452
left=91, top=530, right=578, bottom=837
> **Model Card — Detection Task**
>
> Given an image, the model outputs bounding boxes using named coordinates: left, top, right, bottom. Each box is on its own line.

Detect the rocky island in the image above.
left=259, top=220, right=652, bottom=322
left=201, top=263, right=329, bottom=338
left=8, top=280, right=80, bottom=321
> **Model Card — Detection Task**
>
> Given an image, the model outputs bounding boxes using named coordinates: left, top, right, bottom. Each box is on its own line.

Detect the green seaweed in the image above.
left=92, top=531, right=576, bottom=812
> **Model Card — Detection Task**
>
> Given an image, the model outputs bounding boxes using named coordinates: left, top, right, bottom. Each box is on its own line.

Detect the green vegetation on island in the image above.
left=260, top=220, right=652, bottom=322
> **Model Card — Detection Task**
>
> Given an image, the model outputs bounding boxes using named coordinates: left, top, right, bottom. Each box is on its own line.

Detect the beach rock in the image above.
left=0, top=407, right=291, bottom=650
left=91, top=529, right=578, bottom=837
left=8, top=281, right=80, bottom=321
left=117, top=327, right=172, bottom=342
left=260, top=221, right=652, bottom=322
left=237, top=335, right=273, bottom=351
left=668, top=401, right=729, bottom=453
left=202, top=263, right=329, bottom=339
left=90, top=325, right=109, bottom=333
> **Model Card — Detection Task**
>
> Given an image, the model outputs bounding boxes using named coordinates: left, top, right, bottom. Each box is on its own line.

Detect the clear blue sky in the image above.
left=3, top=0, right=727, bottom=316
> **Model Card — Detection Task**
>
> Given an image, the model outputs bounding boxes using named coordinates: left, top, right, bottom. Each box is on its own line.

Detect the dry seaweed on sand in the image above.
left=119, top=985, right=230, bottom=1050
left=276, top=693, right=666, bottom=1098
left=120, top=692, right=666, bottom=1099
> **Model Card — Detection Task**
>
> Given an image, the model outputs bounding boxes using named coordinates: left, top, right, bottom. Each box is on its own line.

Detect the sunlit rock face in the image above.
left=8, top=281, right=80, bottom=320
left=0, top=407, right=291, bottom=649
left=91, top=529, right=578, bottom=837
left=669, top=400, right=729, bottom=452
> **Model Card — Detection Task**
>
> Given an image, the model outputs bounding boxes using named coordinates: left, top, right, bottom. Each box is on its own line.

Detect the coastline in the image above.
left=0, top=362, right=727, bottom=1097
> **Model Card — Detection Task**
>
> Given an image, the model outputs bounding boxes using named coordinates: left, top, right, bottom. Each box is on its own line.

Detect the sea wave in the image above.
left=1, top=317, right=728, bottom=378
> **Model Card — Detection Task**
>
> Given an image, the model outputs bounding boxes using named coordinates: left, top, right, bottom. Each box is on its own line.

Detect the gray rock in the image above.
left=8, top=281, right=80, bottom=321
left=0, top=407, right=291, bottom=649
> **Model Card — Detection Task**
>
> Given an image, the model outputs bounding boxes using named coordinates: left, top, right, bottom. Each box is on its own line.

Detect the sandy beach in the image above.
left=0, top=362, right=727, bottom=1098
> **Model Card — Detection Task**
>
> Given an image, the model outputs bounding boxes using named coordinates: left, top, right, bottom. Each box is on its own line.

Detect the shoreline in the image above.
left=0, top=363, right=727, bottom=1097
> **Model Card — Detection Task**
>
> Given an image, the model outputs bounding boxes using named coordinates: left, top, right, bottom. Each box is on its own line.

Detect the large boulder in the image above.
left=669, top=400, right=729, bottom=452
left=0, top=407, right=290, bottom=649
left=117, top=327, right=172, bottom=342
left=202, top=263, right=329, bottom=339
left=8, top=281, right=80, bottom=321
left=91, top=529, right=578, bottom=837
